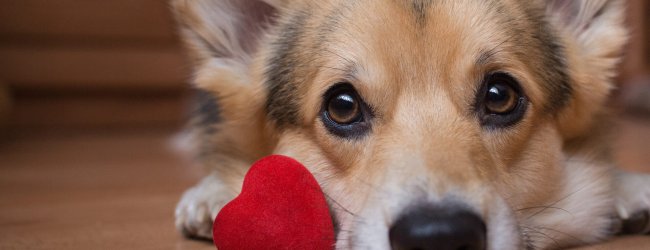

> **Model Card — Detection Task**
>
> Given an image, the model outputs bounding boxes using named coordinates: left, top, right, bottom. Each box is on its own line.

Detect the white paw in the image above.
left=615, top=172, right=650, bottom=234
left=175, top=174, right=236, bottom=239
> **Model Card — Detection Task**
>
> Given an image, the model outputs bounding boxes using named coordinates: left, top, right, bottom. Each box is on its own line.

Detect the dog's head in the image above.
left=172, top=0, right=627, bottom=249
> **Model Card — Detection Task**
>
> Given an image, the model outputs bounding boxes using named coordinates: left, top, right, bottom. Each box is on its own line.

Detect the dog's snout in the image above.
left=389, top=205, right=486, bottom=250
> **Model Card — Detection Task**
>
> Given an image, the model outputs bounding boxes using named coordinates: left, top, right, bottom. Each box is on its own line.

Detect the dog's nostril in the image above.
left=389, top=204, right=486, bottom=250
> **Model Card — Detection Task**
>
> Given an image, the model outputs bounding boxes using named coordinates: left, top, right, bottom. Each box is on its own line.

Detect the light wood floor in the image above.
left=0, top=117, right=649, bottom=249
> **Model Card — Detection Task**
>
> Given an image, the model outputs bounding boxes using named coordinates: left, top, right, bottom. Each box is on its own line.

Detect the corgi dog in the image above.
left=171, top=0, right=650, bottom=249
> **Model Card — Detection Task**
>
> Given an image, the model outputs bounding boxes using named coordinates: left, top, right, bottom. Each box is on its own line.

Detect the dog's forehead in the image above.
left=264, top=0, right=571, bottom=127
left=326, top=1, right=509, bottom=71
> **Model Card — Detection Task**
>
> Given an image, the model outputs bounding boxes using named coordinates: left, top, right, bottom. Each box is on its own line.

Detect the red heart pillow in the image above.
left=213, top=155, right=335, bottom=250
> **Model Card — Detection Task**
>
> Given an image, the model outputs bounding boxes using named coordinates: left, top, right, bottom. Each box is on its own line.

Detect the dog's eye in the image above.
left=485, top=82, right=517, bottom=114
left=476, top=73, right=528, bottom=128
left=321, top=83, right=371, bottom=138
left=328, top=91, right=361, bottom=124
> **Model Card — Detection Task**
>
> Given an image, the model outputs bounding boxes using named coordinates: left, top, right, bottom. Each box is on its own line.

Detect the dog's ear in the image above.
left=171, top=0, right=287, bottom=99
left=171, top=0, right=283, bottom=65
left=544, top=0, right=627, bottom=140
left=171, top=0, right=286, bottom=162
left=545, top=0, right=627, bottom=59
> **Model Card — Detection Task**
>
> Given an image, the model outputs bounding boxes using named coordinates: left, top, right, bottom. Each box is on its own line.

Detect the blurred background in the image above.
left=0, top=0, right=189, bottom=134
left=0, top=0, right=648, bottom=249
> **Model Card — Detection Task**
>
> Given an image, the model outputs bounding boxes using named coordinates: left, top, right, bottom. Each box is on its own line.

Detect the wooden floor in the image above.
left=0, top=128, right=213, bottom=250
left=0, top=117, right=649, bottom=249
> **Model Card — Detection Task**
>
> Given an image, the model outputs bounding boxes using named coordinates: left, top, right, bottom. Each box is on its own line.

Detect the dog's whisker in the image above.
left=521, top=225, right=561, bottom=249
left=324, top=193, right=358, bottom=217
left=525, top=164, right=613, bottom=220
left=525, top=193, right=578, bottom=220
left=517, top=205, right=572, bottom=216
left=533, top=225, right=589, bottom=246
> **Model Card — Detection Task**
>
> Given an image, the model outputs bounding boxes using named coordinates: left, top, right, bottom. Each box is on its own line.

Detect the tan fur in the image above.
left=172, top=0, right=650, bottom=249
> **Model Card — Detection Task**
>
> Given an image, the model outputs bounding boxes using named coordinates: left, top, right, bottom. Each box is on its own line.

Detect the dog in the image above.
left=170, top=0, right=650, bottom=249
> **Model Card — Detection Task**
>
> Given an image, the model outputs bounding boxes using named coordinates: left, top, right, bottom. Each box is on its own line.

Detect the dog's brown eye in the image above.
left=321, top=83, right=372, bottom=138
left=485, top=82, right=517, bottom=114
left=328, top=92, right=361, bottom=124
left=475, top=72, right=528, bottom=128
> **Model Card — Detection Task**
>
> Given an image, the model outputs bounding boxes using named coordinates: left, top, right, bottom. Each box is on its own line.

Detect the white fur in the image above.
left=175, top=173, right=238, bottom=239
left=519, top=156, right=615, bottom=249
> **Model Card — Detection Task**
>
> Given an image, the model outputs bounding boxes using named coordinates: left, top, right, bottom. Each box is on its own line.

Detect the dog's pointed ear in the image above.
left=544, top=0, right=628, bottom=140
left=171, top=0, right=288, bottom=111
left=545, top=0, right=627, bottom=58
left=171, top=1, right=285, bottom=163
left=171, top=0, right=285, bottom=66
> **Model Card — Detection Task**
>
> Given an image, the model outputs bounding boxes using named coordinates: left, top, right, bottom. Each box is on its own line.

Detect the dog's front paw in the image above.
left=615, top=171, right=650, bottom=235
left=175, top=174, right=236, bottom=239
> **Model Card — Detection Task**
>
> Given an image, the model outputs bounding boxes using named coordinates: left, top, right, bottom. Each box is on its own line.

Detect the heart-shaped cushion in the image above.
left=213, top=155, right=335, bottom=250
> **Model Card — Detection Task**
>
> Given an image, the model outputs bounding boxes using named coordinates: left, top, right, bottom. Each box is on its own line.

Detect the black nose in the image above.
left=389, top=204, right=487, bottom=250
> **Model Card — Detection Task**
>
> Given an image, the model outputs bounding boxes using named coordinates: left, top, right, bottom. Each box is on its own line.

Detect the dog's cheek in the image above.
left=494, top=124, right=565, bottom=210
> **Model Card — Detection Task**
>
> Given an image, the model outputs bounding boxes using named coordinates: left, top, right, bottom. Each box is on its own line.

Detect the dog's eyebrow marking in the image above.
left=411, top=0, right=433, bottom=25
left=265, top=10, right=310, bottom=128
left=476, top=39, right=508, bottom=66
left=476, top=50, right=496, bottom=66
left=318, top=60, right=359, bottom=81
left=536, top=28, right=572, bottom=112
